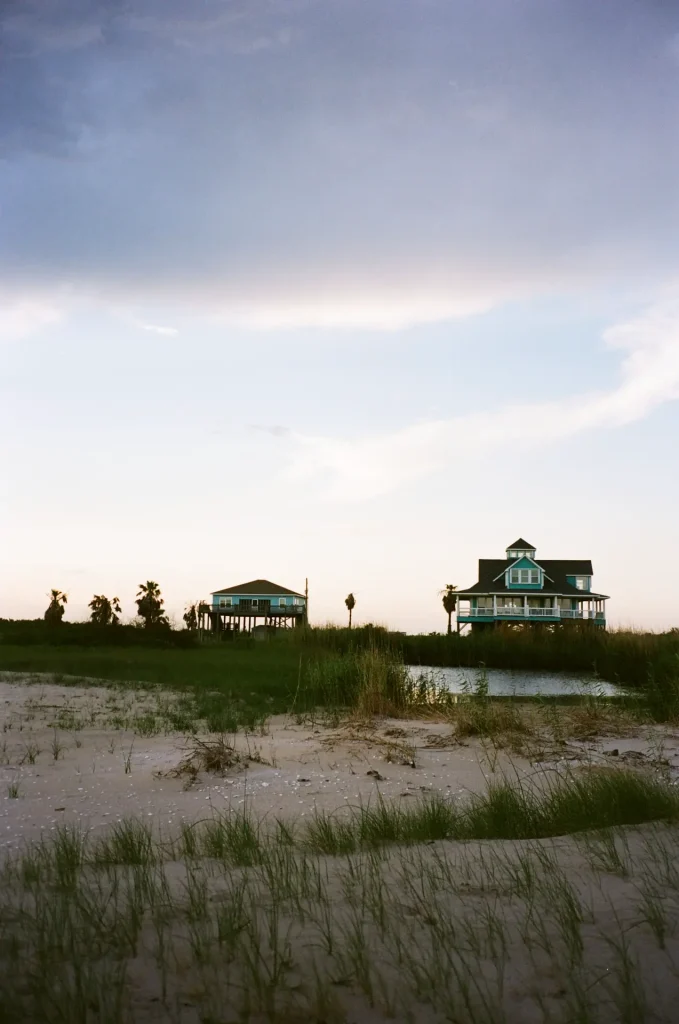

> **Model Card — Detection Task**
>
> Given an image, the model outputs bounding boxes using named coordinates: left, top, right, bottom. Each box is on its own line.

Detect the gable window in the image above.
left=510, top=569, right=540, bottom=585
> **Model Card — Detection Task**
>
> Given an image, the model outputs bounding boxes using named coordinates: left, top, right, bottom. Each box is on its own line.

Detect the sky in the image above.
left=2, top=0, right=679, bottom=632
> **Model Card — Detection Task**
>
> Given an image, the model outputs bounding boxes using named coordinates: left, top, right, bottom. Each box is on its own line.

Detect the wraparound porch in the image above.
left=457, top=594, right=606, bottom=626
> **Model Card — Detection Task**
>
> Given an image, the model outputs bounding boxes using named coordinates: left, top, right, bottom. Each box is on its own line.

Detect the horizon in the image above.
left=2, top=0, right=679, bottom=632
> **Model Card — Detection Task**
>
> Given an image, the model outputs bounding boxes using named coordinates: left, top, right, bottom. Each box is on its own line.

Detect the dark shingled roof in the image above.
left=212, top=579, right=305, bottom=598
left=458, top=559, right=608, bottom=599
left=507, top=538, right=535, bottom=550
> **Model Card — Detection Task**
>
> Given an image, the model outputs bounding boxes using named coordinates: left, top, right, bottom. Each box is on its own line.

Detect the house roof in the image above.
left=211, top=579, right=305, bottom=598
left=507, top=538, right=535, bottom=550
left=457, top=559, right=608, bottom=599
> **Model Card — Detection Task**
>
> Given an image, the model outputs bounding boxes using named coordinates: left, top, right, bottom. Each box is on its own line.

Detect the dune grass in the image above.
left=301, top=768, right=679, bottom=853
left=63, top=768, right=679, bottom=867
left=3, top=768, right=679, bottom=1023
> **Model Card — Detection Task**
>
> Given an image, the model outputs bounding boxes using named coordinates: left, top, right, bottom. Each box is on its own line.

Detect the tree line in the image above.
left=44, top=584, right=202, bottom=631
left=43, top=585, right=458, bottom=632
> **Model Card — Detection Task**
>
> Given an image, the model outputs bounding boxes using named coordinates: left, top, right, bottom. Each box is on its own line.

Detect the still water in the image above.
left=408, top=666, right=621, bottom=698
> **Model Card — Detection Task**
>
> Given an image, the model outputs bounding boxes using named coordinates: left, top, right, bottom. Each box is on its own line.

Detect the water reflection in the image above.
left=408, top=666, right=620, bottom=697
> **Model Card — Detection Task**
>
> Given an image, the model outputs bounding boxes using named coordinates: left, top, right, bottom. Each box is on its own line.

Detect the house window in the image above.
left=509, top=569, right=540, bottom=585
left=575, top=577, right=590, bottom=591
left=219, top=597, right=231, bottom=608
left=279, top=598, right=286, bottom=607
left=251, top=600, right=258, bottom=608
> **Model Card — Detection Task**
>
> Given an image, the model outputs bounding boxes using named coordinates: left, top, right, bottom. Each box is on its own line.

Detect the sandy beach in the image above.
left=3, top=673, right=679, bottom=1022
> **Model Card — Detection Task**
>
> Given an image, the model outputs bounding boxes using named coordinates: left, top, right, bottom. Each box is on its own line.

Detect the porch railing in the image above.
left=459, top=607, right=605, bottom=620
left=212, top=605, right=305, bottom=614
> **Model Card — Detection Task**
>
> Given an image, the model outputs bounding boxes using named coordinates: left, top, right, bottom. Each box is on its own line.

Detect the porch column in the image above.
left=492, top=594, right=497, bottom=618
left=523, top=595, right=528, bottom=619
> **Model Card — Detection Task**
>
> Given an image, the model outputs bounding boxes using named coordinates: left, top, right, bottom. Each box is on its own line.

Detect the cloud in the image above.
left=2, top=0, right=304, bottom=59
left=1, top=0, right=113, bottom=55
left=203, top=277, right=525, bottom=330
left=0, top=291, right=65, bottom=342
left=285, top=295, right=679, bottom=499
left=128, top=317, right=178, bottom=336
left=2, top=0, right=679, bottom=327
left=669, top=33, right=679, bottom=64
left=250, top=424, right=291, bottom=437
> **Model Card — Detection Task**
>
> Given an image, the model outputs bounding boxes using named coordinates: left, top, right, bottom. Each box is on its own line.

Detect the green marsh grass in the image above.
left=2, top=622, right=677, bottom=722
left=0, top=641, right=302, bottom=716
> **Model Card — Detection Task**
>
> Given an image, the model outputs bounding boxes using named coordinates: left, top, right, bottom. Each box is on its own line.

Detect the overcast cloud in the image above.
left=2, top=0, right=679, bottom=327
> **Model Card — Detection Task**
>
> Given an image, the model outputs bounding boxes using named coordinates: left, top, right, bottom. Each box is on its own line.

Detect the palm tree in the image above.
left=441, top=584, right=458, bottom=634
left=89, top=594, right=121, bottom=626
left=183, top=601, right=201, bottom=631
left=345, top=592, right=356, bottom=628
left=44, top=589, right=67, bottom=625
left=136, top=581, right=169, bottom=629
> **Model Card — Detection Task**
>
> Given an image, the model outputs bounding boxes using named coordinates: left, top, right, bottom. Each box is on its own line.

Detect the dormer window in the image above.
left=506, top=538, right=536, bottom=561
left=574, top=577, right=590, bottom=591
left=510, top=569, right=540, bottom=585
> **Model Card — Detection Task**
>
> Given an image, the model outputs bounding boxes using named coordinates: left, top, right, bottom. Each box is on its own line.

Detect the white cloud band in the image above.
left=285, top=294, right=679, bottom=499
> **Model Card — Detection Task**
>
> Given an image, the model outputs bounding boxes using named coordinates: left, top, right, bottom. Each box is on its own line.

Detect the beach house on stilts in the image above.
left=201, top=579, right=308, bottom=635
left=456, top=539, right=608, bottom=631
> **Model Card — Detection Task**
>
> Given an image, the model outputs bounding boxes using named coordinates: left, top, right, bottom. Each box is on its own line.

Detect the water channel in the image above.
left=409, top=666, right=621, bottom=698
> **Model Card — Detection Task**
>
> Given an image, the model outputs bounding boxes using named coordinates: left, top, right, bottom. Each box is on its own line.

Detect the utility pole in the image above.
left=304, top=577, right=309, bottom=628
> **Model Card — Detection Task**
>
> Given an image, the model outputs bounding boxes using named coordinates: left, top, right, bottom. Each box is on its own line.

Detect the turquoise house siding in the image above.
left=212, top=593, right=305, bottom=609
left=505, top=556, right=544, bottom=590
left=509, top=557, right=539, bottom=569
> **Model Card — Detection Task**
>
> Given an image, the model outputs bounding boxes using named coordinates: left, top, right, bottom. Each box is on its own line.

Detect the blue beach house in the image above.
left=201, top=579, right=308, bottom=634
left=456, top=539, right=608, bottom=631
